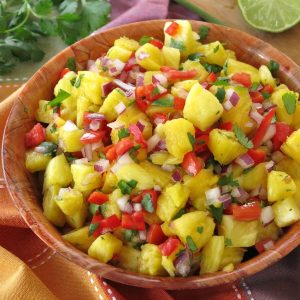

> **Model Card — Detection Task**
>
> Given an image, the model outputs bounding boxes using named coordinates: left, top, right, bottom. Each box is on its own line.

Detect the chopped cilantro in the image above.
left=225, top=238, right=233, bottom=246
left=233, top=124, right=253, bottom=149
left=141, top=193, right=154, bottom=213
left=88, top=223, right=99, bottom=236
left=213, top=79, right=230, bottom=86
left=99, top=151, right=106, bottom=159
left=223, top=60, right=228, bottom=76
left=202, top=62, right=222, bottom=74
left=139, top=36, right=153, bottom=45
left=213, top=44, right=220, bottom=53
left=89, top=203, right=101, bottom=215
left=218, top=173, right=239, bottom=187
left=215, top=87, right=226, bottom=103
left=152, top=95, right=174, bottom=107
left=250, top=82, right=260, bottom=92
left=187, top=132, right=195, bottom=148
left=173, top=208, right=185, bottom=219
left=49, top=123, right=57, bottom=134
left=188, top=52, right=203, bottom=61
left=65, top=153, right=76, bottom=163
left=243, top=167, right=253, bottom=174
left=186, top=235, right=198, bottom=252
left=170, top=38, right=185, bottom=51
left=74, top=74, right=84, bottom=88
left=118, top=128, right=130, bottom=140
left=262, top=91, right=270, bottom=99
left=198, top=25, right=210, bottom=42
left=268, top=60, right=280, bottom=74
left=48, top=89, right=70, bottom=107
left=128, top=145, right=141, bottom=161
left=282, top=92, right=297, bottom=115
left=209, top=204, right=223, bottom=224
left=66, top=57, right=76, bottom=72
left=124, top=229, right=137, bottom=241
left=118, top=179, right=137, bottom=195
left=38, top=142, right=57, bottom=154
left=197, top=226, right=204, bottom=234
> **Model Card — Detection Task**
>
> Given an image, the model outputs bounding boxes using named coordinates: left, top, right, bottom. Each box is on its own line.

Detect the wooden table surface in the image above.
left=190, top=0, right=300, bottom=65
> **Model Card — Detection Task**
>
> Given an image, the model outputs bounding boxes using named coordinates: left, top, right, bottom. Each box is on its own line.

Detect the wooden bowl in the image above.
left=2, top=20, right=300, bottom=290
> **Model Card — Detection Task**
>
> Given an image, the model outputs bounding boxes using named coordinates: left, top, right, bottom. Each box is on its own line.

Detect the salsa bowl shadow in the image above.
left=2, top=20, right=300, bottom=289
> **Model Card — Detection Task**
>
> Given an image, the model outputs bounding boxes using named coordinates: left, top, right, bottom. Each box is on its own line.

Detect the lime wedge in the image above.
left=238, top=0, right=300, bottom=32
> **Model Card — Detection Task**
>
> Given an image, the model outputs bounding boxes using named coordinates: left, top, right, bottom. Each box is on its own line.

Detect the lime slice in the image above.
left=238, top=0, right=300, bottom=32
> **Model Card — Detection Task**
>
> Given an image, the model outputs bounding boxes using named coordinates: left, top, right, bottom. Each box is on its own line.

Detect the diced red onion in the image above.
left=85, top=113, right=106, bottom=121
left=91, top=141, right=103, bottom=151
left=118, top=70, right=129, bottom=82
left=252, top=103, right=263, bottom=111
left=262, top=124, right=276, bottom=143
left=154, top=115, right=167, bottom=126
left=87, top=60, right=98, bottom=72
left=156, top=140, right=167, bottom=151
left=205, top=187, right=221, bottom=205
left=94, top=159, right=110, bottom=173
left=262, top=100, right=276, bottom=110
left=260, top=206, right=274, bottom=226
left=263, top=240, right=275, bottom=251
left=235, top=153, right=255, bottom=169
left=133, top=203, right=142, bottom=212
left=265, top=160, right=275, bottom=172
left=154, top=185, right=161, bottom=192
left=218, top=194, right=232, bottom=209
left=126, top=56, right=137, bottom=68
left=117, top=195, right=132, bottom=213
left=152, top=74, right=168, bottom=87
left=258, top=186, right=267, bottom=200
left=136, top=120, right=146, bottom=132
left=81, top=132, right=96, bottom=141
left=226, top=89, right=240, bottom=106
left=108, top=59, right=125, bottom=77
left=201, top=82, right=209, bottom=89
left=172, top=169, right=182, bottom=182
left=107, top=120, right=125, bottom=129
left=63, top=120, right=78, bottom=132
left=101, top=82, right=115, bottom=97
left=136, top=73, right=145, bottom=87
left=137, top=51, right=150, bottom=61
left=139, top=230, right=147, bottom=241
left=89, top=120, right=101, bottom=131
left=250, top=109, right=264, bottom=125
left=231, top=187, right=249, bottom=203
left=174, top=250, right=191, bottom=277
left=271, top=151, right=285, bottom=163
left=221, top=164, right=232, bottom=175
left=147, top=134, right=161, bottom=152
left=221, top=185, right=231, bottom=194
left=114, top=101, right=126, bottom=115
left=73, top=158, right=89, bottom=164
left=162, top=164, right=175, bottom=172
left=223, top=100, right=233, bottom=111
left=113, top=78, right=136, bottom=92
left=100, top=56, right=109, bottom=68
left=82, top=143, right=93, bottom=161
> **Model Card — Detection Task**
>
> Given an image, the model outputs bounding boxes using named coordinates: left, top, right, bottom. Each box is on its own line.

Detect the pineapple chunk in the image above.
left=102, top=172, right=118, bottom=193
left=59, top=124, right=84, bottom=152
left=271, top=87, right=298, bottom=125
left=162, top=46, right=180, bottom=69
left=162, top=118, right=194, bottom=162
left=272, top=197, right=300, bottom=227
left=174, top=80, right=198, bottom=92
left=107, top=46, right=132, bottom=62
left=140, top=161, right=171, bottom=188
left=35, top=100, right=53, bottom=124
left=114, top=37, right=139, bottom=51
left=150, top=151, right=181, bottom=165
left=139, top=244, right=165, bottom=276
left=181, top=60, right=208, bottom=82
left=161, top=256, right=176, bottom=277
left=183, top=83, right=223, bottom=131
left=55, top=188, right=83, bottom=216
left=200, top=236, right=224, bottom=274
left=198, top=41, right=227, bottom=66
left=66, top=202, right=88, bottom=229
left=99, top=88, right=130, bottom=122
left=25, top=150, right=51, bottom=173
left=281, top=129, right=300, bottom=164
left=143, top=71, right=160, bottom=85
left=220, top=86, right=253, bottom=134
left=43, top=185, right=65, bottom=227
left=219, top=215, right=259, bottom=247
left=172, top=211, right=215, bottom=250
left=226, top=49, right=236, bottom=60
left=256, top=222, right=280, bottom=242
left=88, top=233, right=122, bottom=263
left=63, top=226, right=95, bottom=252
left=161, top=221, right=175, bottom=237
left=164, top=20, right=197, bottom=57
left=118, top=246, right=140, bottom=272
left=76, top=96, right=92, bottom=128
left=102, top=189, right=122, bottom=218
left=135, top=43, right=163, bottom=71
left=43, top=154, right=73, bottom=191
left=115, top=163, right=154, bottom=190
left=183, top=169, right=219, bottom=210
left=208, top=129, right=247, bottom=165
left=156, top=183, right=190, bottom=222
left=71, top=164, right=102, bottom=192
left=292, top=104, right=300, bottom=129
left=267, top=171, right=296, bottom=202
left=54, top=71, right=76, bottom=95
left=239, top=163, right=268, bottom=191
left=226, top=58, right=260, bottom=84
left=219, top=247, right=245, bottom=269
left=259, top=65, right=276, bottom=87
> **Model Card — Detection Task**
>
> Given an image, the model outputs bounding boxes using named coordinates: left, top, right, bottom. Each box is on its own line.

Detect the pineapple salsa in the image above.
left=25, top=20, right=300, bottom=277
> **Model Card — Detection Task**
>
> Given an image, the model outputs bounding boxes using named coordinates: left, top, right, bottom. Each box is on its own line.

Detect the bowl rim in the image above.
left=3, top=19, right=300, bottom=290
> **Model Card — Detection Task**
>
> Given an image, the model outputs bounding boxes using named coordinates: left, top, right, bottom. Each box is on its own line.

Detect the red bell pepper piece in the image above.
left=147, top=224, right=167, bottom=245
left=261, top=85, right=274, bottom=94
left=25, top=123, right=46, bottom=148
left=103, top=145, right=117, bottom=161
left=194, top=135, right=209, bottom=153
left=206, top=72, right=217, bottom=84
left=159, top=237, right=181, bottom=256
left=231, top=73, right=252, bottom=88
left=150, top=39, right=164, bottom=49
left=152, top=113, right=169, bottom=125
left=136, top=98, right=148, bottom=112
left=165, top=22, right=180, bottom=36
left=247, top=148, right=266, bottom=164
left=272, top=122, right=293, bottom=151
left=161, top=68, right=197, bottom=80
left=121, top=212, right=145, bottom=231
left=59, top=67, right=71, bottom=79
left=250, top=91, right=264, bottom=103
left=80, top=130, right=106, bottom=145
left=115, top=137, right=135, bottom=157
left=87, top=191, right=109, bottom=205
left=83, top=112, right=106, bottom=129
left=232, top=202, right=261, bottom=221
left=174, top=97, right=186, bottom=110
left=252, top=108, right=275, bottom=148
left=93, top=214, right=121, bottom=238
left=255, top=238, right=275, bottom=253
left=219, top=121, right=233, bottom=131
left=182, top=152, right=203, bottom=176
left=129, top=124, right=147, bottom=148
left=131, top=193, right=143, bottom=203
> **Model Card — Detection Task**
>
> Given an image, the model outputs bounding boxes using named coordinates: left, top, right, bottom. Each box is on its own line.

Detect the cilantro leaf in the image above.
left=213, top=44, right=220, bottom=53
left=186, top=235, right=198, bottom=252
left=173, top=208, right=185, bottom=219
left=225, top=238, right=233, bottom=246
left=152, top=95, right=174, bottom=107
left=233, top=124, right=253, bottom=149
left=202, top=62, right=222, bottom=74
left=268, top=60, right=280, bottom=74
left=48, top=89, right=70, bottom=107
left=215, top=87, right=225, bottom=103
left=141, top=194, right=154, bottom=213
left=170, top=38, right=185, bottom=51
left=88, top=222, right=99, bottom=236
left=187, top=132, right=195, bottom=148
left=223, top=60, right=228, bottom=76
left=74, top=74, right=84, bottom=88
left=212, top=79, right=230, bottom=86
left=250, top=82, right=260, bottom=92
left=198, top=25, right=210, bottom=42
left=209, top=204, right=223, bottom=224
left=218, top=174, right=239, bottom=187
left=262, top=91, right=270, bottom=99
left=282, top=92, right=297, bottom=115
left=118, top=128, right=130, bottom=140
left=188, top=52, right=203, bottom=61
left=124, top=229, right=137, bottom=242
left=66, top=57, right=76, bottom=71
left=118, top=179, right=137, bottom=195
left=197, top=226, right=204, bottom=234
left=139, top=36, right=153, bottom=45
